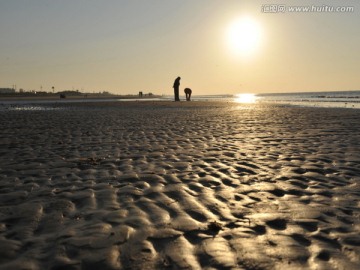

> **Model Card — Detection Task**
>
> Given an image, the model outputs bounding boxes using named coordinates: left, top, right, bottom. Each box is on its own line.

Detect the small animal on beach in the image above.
left=184, top=88, right=192, bottom=101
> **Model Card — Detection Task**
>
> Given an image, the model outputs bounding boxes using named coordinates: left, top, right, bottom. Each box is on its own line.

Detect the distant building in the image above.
left=0, top=88, right=15, bottom=94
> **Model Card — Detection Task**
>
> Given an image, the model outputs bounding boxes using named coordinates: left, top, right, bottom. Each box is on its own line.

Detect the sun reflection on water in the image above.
left=234, top=93, right=258, bottom=103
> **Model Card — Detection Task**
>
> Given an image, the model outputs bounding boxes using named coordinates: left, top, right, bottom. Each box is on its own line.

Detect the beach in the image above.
left=0, top=101, right=359, bottom=269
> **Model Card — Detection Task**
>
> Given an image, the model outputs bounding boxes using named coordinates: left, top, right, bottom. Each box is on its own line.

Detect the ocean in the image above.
left=256, top=90, right=360, bottom=109
left=1, top=90, right=359, bottom=109
left=159, top=90, right=360, bottom=109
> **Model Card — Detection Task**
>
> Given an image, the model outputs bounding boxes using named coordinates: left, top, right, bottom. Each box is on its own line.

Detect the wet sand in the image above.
left=0, top=101, right=359, bottom=269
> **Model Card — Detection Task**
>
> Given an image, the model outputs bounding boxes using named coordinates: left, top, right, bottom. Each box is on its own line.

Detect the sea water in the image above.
left=1, top=90, right=359, bottom=109
left=256, top=90, right=360, bottom=109
left=186, top=90, right=360, bottom=109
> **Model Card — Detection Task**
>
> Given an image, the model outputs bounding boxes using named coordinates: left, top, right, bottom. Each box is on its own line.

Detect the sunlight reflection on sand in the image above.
left=234, top=93, right=259, bottom=103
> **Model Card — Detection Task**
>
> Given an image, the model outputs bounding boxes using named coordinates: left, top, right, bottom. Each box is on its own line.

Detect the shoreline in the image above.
left=0, top=94, right=162, bottom=101
left=1, top=93, right=360, bottom=110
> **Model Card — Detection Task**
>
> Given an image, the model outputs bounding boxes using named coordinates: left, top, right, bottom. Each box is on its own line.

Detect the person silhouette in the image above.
left=184, top=88, right=192, bottom=101
left=173, top=77, right=181, bottom=101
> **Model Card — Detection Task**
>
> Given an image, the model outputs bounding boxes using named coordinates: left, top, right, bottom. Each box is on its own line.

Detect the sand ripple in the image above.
left=0, top=102, right=359, bottom=269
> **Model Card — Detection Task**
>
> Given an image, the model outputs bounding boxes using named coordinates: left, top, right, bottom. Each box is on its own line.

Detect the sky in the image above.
left=0, top=0, right=359, bottom=95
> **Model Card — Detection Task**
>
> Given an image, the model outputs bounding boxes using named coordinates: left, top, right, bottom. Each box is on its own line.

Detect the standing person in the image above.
left=173, top=77, right=181, bottom=101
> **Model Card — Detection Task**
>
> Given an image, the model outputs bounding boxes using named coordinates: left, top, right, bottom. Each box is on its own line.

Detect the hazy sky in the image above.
left=1, top=0, right=359, bottom=95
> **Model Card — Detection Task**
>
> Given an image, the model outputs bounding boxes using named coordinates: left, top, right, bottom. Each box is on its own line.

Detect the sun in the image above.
left=227, top=17, right=262, bottom=56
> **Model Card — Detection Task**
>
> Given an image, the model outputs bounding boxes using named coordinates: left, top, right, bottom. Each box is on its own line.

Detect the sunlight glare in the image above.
left=235, top=93, right=258, bottom=103
left=227, top=17, right=262, bottom=56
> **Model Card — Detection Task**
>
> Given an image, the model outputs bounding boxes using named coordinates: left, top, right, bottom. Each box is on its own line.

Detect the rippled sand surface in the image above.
left=0, top=101, right=359, bottom=269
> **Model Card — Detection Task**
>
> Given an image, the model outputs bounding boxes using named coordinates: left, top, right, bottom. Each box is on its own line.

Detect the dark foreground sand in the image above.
left=0, top=101, right=359, bottom=270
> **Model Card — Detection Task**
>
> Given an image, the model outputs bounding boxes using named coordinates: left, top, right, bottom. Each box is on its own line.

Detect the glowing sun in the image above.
left=227, top=17, right=262, bottom=56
